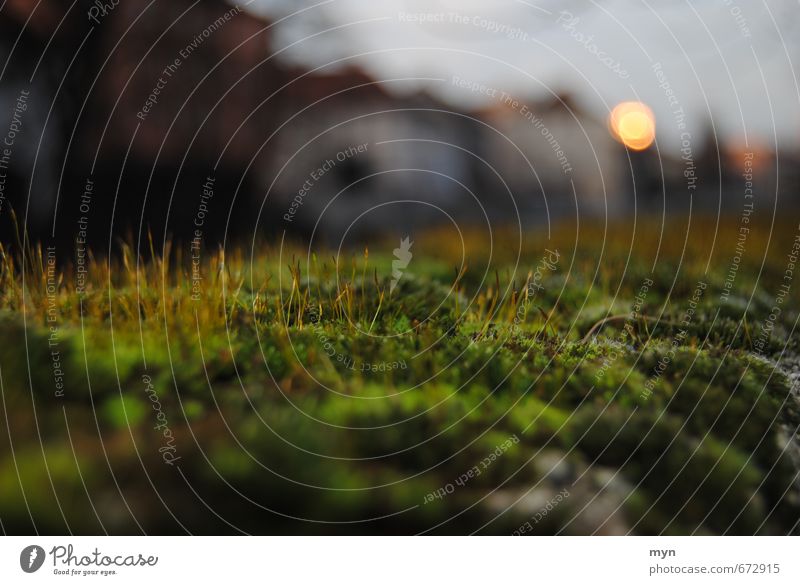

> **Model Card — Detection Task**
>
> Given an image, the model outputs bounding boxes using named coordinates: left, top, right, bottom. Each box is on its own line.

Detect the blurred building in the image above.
left=265, top=67, right=485, bottom=242
left=0, top=0, right=79, bottom=237
left=0, top=0, right=796, bottom=251
left=478, top=93, right=629, bottom=221
left=77, top=0, right=284, bottom=247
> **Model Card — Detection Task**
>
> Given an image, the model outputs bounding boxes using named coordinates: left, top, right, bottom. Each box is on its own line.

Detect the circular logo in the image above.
left=19, top=545, right=46, bottom=573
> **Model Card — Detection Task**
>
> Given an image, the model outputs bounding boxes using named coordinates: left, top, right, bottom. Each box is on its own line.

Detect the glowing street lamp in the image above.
left=609, top=101, right=656, bottom=151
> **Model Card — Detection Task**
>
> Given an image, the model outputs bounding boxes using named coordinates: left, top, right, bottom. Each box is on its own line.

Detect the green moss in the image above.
left=102, top=394, right=146, bottom=429
left=2, top=219, right=799, bottom=534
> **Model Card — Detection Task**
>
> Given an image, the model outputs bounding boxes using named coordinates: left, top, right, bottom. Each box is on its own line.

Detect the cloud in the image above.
left=246, top=0, right=800, bottom=148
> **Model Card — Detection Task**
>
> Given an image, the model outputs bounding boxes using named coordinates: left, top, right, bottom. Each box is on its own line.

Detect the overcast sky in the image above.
left=244, top=0, right=800, bottom=152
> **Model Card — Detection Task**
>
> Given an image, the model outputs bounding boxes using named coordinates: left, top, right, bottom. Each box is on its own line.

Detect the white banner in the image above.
left=1, top=536, right=797, bottom=584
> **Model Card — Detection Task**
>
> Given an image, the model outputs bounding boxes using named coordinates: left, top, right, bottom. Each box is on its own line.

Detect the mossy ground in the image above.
left=1, top=218, right=799, bottom=534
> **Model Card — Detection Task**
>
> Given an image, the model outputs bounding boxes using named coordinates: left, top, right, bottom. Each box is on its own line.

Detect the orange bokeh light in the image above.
left=609, top=102, right=656, bottom=151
